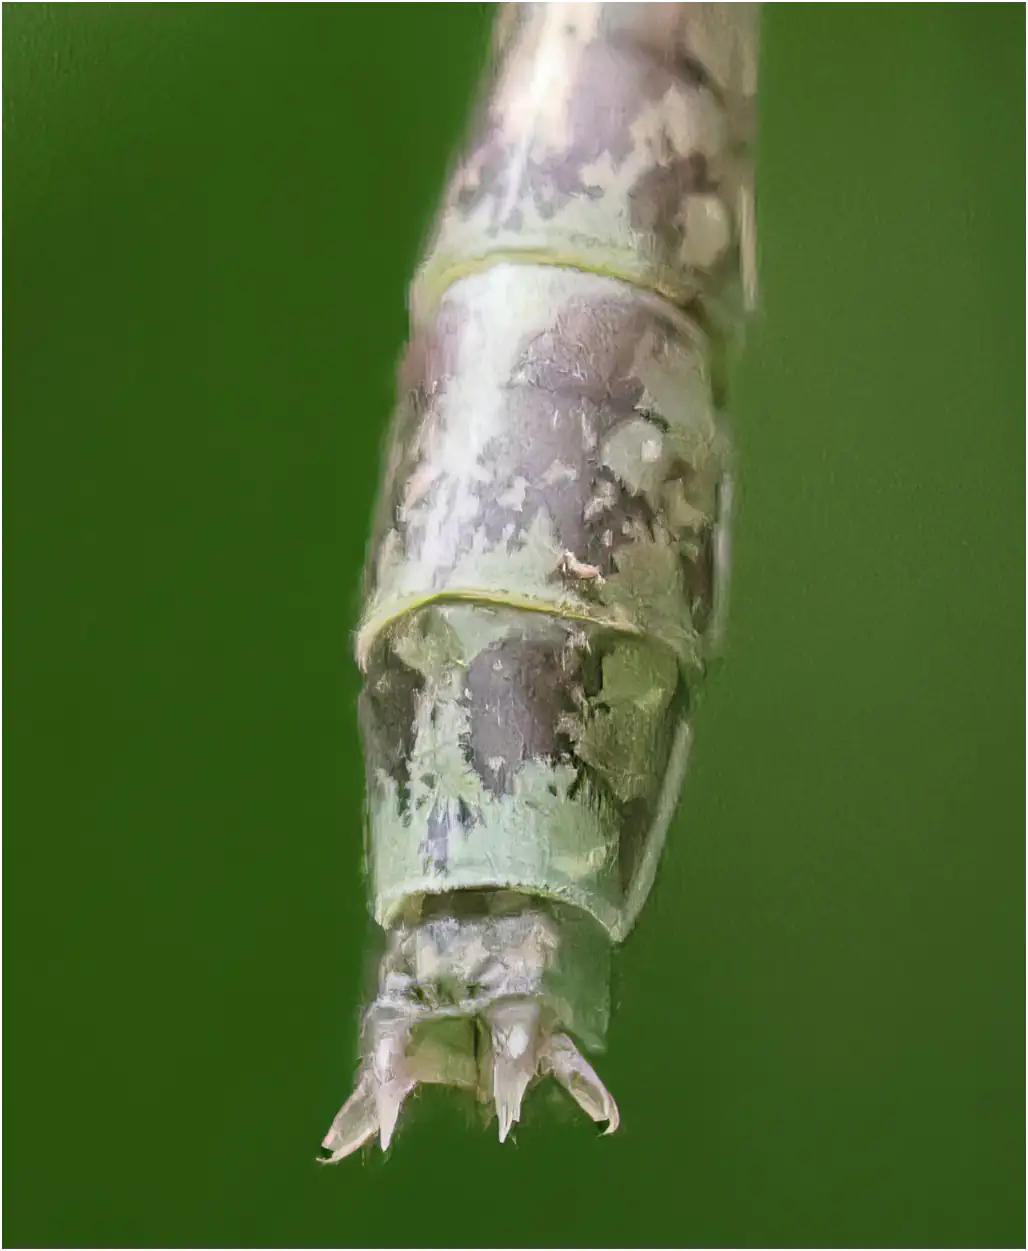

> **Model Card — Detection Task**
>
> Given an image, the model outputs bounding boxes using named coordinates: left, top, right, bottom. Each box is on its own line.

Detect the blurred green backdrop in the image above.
left=4, top=5, right=1024, bottom=1248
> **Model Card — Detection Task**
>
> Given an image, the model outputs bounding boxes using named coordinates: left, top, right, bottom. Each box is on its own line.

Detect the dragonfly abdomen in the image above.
left=321, top=2, right=757, bottom=1162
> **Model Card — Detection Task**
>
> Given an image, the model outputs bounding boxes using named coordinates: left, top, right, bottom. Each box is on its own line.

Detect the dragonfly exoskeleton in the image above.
left=321, top=1, right=759, bottom=1163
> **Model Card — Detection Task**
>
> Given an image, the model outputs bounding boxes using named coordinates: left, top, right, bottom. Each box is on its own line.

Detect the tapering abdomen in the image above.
left=321, top=3, right=758, bottom=1162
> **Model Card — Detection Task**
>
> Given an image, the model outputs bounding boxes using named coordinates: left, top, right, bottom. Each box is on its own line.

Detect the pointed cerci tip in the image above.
left=489, top=999, right=541, bottom=1145
left=543, top=1033, right=620, bottom=1136
left=320, top=910, right=623, bottom=1161
left=493, top=1060, right=532, bottom=1144
left=318, top=1070, right=380, bottom=1165
left=374, top=1081, right=411, bottom=1152
left=370, top=1017, right=415, bottom=1152
left=320, top=1017, right=620, bottom=1161
left=318, top=1032, right=417, bottom=1165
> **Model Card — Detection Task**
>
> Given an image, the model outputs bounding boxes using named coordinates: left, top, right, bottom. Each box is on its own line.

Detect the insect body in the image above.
left=321, top=2, right=758, bottom=1162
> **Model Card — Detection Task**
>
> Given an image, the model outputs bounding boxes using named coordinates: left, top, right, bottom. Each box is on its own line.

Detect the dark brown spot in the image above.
left=359, top=642, right=426, bottom=822
left=465, top=633, right=577, bottom=796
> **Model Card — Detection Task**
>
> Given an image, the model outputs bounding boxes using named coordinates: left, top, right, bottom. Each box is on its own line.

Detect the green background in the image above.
left=4, top=5, right=1024, bottom=1247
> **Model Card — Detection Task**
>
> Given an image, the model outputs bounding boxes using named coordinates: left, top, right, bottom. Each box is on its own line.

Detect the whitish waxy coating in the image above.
left=322, top=2, right=758, bottom=1161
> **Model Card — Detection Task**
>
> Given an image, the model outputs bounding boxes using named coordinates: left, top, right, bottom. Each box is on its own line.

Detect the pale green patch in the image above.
left=407, top=678, right=487, bottom=814
left=449, top=508, right=561, bottom=594
left=663, top=477, right=708, bottom=533
left=369, top=741, right=624, bottom=937
left=600, top=417, right=668, bottom=501
left=559, top=642, right=678, bottom=804
left=678, top=192, right=733, bottom=271
left=599, top=525, right=699, bottom=666
left=390, top=602, right=530, bottom=677
left=391, top=608, right=464, bottom=683
left=598, top=641, right=678, bottom=710
left=437, top=602, right=528, bottom=666
left=637, top=344, right=717, bottom=442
